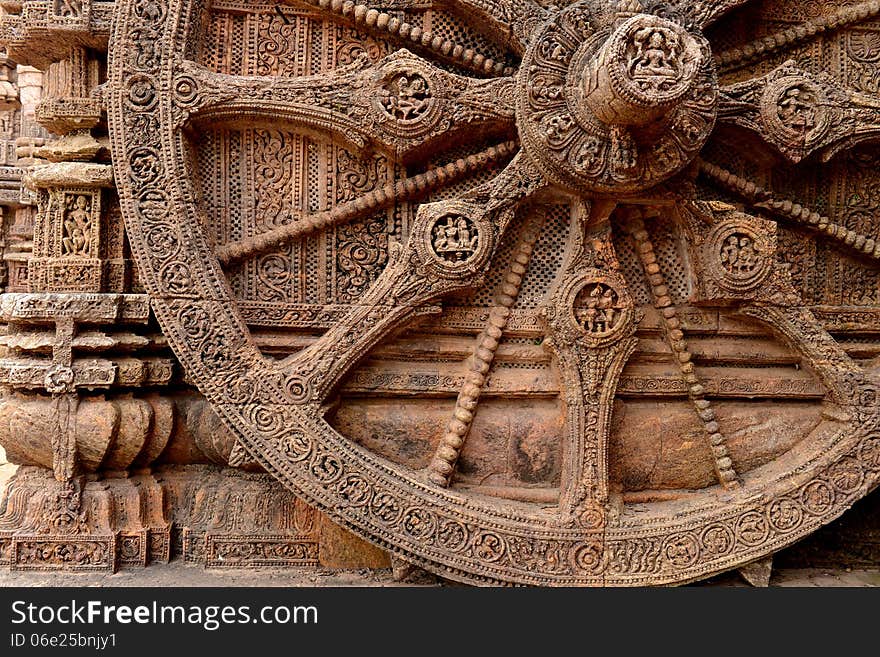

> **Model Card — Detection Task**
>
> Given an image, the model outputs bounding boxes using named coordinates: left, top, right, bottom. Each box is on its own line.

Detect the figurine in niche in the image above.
left=720, top=233, right=759, bottom=275
left=135, top=0, right=163, bottom=22
left=630, top=28, right=681, bottom=84
left=578, top=294, right=599, bottom=333
left=55, top=0, right=82, bottom=17
left=575, top=283, right=620, bottom=335
left=738, top=236, right=758, bottom=272
left=431, top=215, right=478, bottom=262
left=62, top=195, right=92, bottom=257
left=596, top=286, right=617, bottom=332
left=776, top=86, right=816, bottom=133
left=380, top=74, right=431, bottom=121
left=720, top=235, right=740, bottom=271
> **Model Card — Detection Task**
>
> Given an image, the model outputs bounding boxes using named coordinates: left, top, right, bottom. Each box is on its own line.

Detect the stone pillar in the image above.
left=0, top=43, right=174, bottom=571
left=0, top=0, right=389, bottom=575
left=6, top=65, right=46, bottom=293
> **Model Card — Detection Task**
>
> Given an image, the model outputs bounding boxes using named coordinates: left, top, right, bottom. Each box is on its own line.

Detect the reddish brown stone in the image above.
left=0, top=0, right=879, bottom=586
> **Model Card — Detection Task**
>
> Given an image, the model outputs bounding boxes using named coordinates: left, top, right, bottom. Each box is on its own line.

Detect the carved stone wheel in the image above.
left=107, top=0, right=880, bottom=585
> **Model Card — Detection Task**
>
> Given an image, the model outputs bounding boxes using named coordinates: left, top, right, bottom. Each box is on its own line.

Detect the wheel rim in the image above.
left=107, top=0, right=880, bottom=585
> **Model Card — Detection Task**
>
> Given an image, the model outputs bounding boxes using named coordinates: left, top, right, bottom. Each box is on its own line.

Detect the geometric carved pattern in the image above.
left=97, top=0, right=880, bottom=586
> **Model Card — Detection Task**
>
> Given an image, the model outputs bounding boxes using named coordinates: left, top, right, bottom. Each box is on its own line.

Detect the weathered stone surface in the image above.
left=318, top=515, right=392, bottom=570
left=0, top=0, right=879, bottom=585
left=23, top=162, right=113, bottom=189
left=738, top=556, right=773, bottom=587
left=32, top=131, right=102, bottom=163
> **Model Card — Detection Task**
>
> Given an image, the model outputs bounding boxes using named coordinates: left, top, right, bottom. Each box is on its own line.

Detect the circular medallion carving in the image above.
left=126, top=74, right=158, bottom=111
left=430, top=214, right=480, bottom=264
left=858, top=433, right=880, bottom=471
left=437, top=520, right=469, bottom=552
left=607, top=15, right=703, bottom=108
left=828, top=457, right=865, bottom=494
left=402, top=508, right=438, bottom=540
left=372, top=58, right=442, bottom=138
left=571, top=540, right=604, bottom=574
left=517, top=4, right=718, bottom=193
left=761, top=76, right=831, bottom=153
left=278, top=430, right=313, bottom=463
left=736, top=511, right=771, bottom=547
left=662, top=532, right=701, bottom=568
left=700, top=524, right=735, bottom=557
left=557, top=271, right=635, bottom=347
left=801, top=480, right=835, bottom=516
left=414, top=202, right=494, bottom=278
left=767, top=498, right=803, bottom=533
left=370, top=491, right=403, bottom=525
left=173, top=75, right=199, bottom=106
left=379, top=73, right=432, bottom=121
left=573, top=281, right=628, bottom=339
left=706, top=220, right=774, bottom=293
left=472, top=531, right=507, bottom=563
left=337, top=474, right=373, bottom=507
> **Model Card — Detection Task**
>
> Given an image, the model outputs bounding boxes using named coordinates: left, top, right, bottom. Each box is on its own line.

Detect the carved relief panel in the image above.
left=27, top=163, right=123, bottom=293
left=104, top=0, right=880, bottom=585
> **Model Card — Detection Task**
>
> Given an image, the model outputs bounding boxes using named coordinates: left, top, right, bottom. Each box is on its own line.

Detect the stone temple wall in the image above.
left=0, top=0, right=879, bottom=585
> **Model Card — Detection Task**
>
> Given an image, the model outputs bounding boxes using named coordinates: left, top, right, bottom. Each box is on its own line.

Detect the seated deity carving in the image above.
left=629, top=28, right=682, bottom=86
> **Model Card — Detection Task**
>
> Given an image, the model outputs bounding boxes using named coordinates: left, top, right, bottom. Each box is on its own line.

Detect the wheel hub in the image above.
left=517, top=3, right=718, bottom=193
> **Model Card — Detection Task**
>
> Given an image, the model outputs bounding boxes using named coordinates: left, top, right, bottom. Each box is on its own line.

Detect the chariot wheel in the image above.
left=107, top=0, right=880, bottom=584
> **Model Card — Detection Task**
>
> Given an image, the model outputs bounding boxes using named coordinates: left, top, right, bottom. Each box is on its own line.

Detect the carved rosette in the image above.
left=761, top=75, right=831, bottom=155
left=517, top=4, right=718, bottom=193
left=702, top=214, right=776, bottom=297
left=372, top=56, right=444, bottom=139
left=565, top=273, right=635, bottom=347
left=414, top=201, right=495, bottom=280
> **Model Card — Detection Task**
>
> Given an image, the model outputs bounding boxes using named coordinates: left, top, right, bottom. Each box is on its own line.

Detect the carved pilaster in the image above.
left=35, top=46, right=101, bottom=139
left=13, top=65, right=47, bottom=166
left=25, top=162, right=119, bottom=292
left=0, top=36, right=165, bottom=572
left=542, top=203, right=639, bottom=526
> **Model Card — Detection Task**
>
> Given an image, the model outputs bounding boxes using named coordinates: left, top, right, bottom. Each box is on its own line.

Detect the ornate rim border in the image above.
left=107, top=0, right=880, bottom=585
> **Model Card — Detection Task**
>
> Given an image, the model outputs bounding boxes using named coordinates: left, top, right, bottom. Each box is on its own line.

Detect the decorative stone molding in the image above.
left=1, top=0, right=880, bottom=585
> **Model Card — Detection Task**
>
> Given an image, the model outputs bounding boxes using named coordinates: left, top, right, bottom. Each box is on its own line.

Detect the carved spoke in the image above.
left=278, top=152, right=548, bottom=403
left=739, top=305, right=865, bottom=407
left=669, top=198, right=874, bottom=472
left=627, top=209, right=740, bottom=490
left=217, top=141, right=518, bottom=267
left=539, top=202, right=639, bottom=525
left=280, top=0, right=517, bottom=76
left=172, top=54, right=516, bottom=160
left=425, top=208, right=547, bottom=487
left=719, top=61, right=880, bottom=163
left=700, top=160, right=880, bottom=262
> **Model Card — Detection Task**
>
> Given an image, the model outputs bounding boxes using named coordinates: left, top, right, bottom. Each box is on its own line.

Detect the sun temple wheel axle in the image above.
left=582, top=14, right=705, bottom=128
